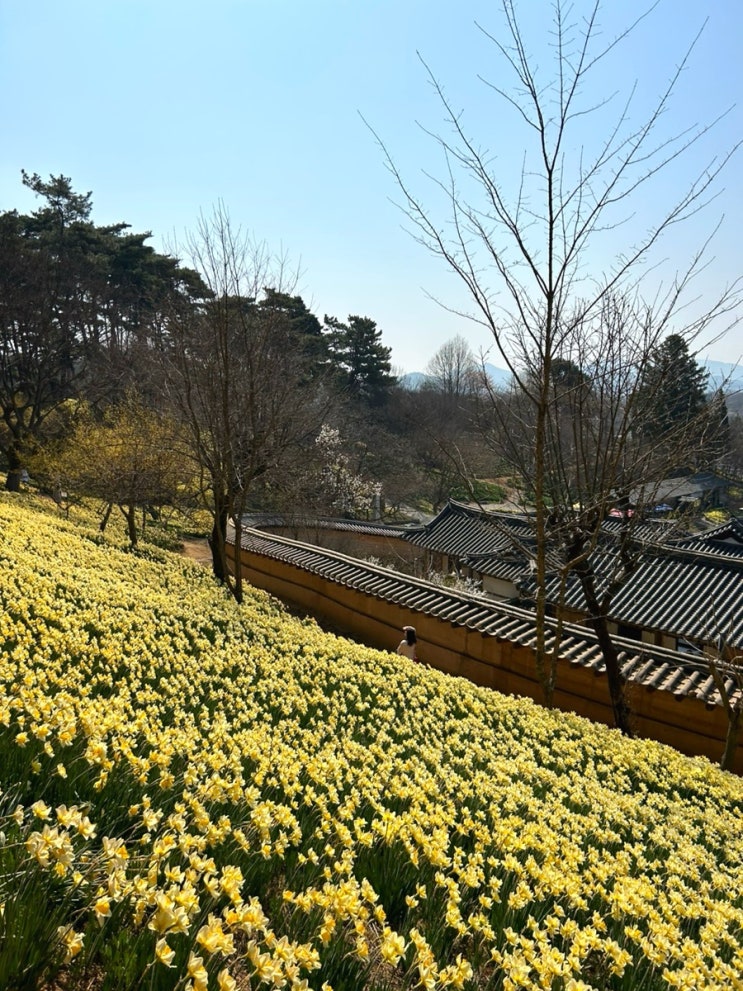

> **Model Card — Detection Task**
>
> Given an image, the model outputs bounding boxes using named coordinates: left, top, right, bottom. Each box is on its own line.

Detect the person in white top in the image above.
left=396, top=625, right=418, bottom=661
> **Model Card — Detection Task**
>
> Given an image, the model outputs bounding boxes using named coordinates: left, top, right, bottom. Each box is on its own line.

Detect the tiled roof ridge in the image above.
left=444, top=498, right=533, bottom=524
left=679, top=516, right=743, bottom=542
left=447, top=497, right=528, bottom=514
left=239, top=513, right=418, bottom=539
left=434, top=503, right=743, bottom=573
left=639, top=536, right=743, bottom=572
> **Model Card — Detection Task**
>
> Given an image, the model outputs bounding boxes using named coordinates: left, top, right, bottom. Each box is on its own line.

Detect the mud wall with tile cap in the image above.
left=227, top=541, right=743, bottom=774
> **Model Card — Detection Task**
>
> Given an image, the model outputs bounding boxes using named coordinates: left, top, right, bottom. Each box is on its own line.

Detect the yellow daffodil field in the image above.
left=1, top=495, right=743, bottom=991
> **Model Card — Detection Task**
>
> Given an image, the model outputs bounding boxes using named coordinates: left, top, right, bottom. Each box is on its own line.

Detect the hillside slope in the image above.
left=1, top=495, right=742, bottom=990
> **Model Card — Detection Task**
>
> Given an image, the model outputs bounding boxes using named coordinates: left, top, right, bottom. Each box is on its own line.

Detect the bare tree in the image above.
left=707, top=648, right=743, bottom=773
left=370, top=0, right=741, bottom=732
left=526, top=298, right=736, bottom=726
left=410, top=336, right=487, bottom=510
left=474, top=293, right=739, bottom=730
left=696, top=607, right=743, bottom=772
left=424, top=334, right=480, bottom=401
left=165, top=206, right=331, bottom=602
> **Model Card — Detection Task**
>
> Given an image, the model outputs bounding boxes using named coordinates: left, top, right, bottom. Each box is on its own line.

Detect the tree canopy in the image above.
left=323, top=314, right=396, bottom=405
left=635, top=334, right=710, bottom=443
left=0, top=172, right=204, bottom=490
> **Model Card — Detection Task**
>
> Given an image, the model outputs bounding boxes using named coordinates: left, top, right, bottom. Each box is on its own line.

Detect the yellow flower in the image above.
left=187, top=952, right=209, bottom=991
left=148, top=893, right=189, bottom=934
left=55, top=805, right=78, bottom=827
left=246, top=941, right=284, bottom=984
left=31, top=800, right=51, bottom=820
left=380, top=928, right=406, bottom=966
left=155, top=937, right=175, bottom=968
left=57, top=926, right=84, bottom=963
left=142, top=807, right=161, bottom=830
left=217, top=968, right=237, bottom=991
left=94, top=896, right=112, bottom=924
left=101, top=835, right=126, bottom=861
left=77, top=816, right=96, bottom=839
left=196, top=915, right=235, bottom=956
left=319, top=916, right=336, bottom=944
left=440, top=954, right=473, bottom=989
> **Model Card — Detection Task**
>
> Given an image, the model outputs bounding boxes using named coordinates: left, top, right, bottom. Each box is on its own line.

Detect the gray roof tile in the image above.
left=231, top=525, right=742, bottom=710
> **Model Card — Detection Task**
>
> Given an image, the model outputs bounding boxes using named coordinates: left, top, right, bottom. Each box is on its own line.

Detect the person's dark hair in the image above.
left=404, top=626, right=417, bottom=645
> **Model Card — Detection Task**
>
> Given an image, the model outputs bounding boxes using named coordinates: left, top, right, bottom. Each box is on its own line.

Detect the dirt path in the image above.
left=181, top=538, right=212, bottom=566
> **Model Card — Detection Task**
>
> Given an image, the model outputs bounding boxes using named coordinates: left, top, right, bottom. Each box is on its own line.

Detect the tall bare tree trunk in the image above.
left=577, top=570, right=633, bottom=735
left=720, top=710, right=741, bottom=773
left=533, top=394, right=556, bottom=707
left=124, top=504, right=138, bottom=548
left=210, top=492, right=231, bottom=587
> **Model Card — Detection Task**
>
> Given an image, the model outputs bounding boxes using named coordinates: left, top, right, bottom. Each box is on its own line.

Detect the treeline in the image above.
left=0, top=174, right=494, bottom=592
left=2, top=173, right=741, bottom=606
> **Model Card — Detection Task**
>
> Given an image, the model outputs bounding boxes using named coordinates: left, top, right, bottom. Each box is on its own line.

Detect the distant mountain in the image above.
left=702, top=359, right=743, bottom=415
left=702, top=358, right=742, bottom=390
left=400, top=358, right=742, bottom=408
left=399, top=365, right=512, bottom=391
left=483, top=363, right=512, bottom=388
left=399, top=371, right=426, bottom=389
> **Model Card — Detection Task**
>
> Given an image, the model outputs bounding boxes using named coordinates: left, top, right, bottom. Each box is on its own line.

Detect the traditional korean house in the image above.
left=404, top=500, right=743, bottom=659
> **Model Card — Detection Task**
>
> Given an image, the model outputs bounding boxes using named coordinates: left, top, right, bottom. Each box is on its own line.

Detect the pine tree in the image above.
left=0, top=172, right=202, bottom=490
left=323, top=314, right=396, bottom=405
left=635, top=334, right=709, bottom=443
left=258, top=290, right=327, bottom=365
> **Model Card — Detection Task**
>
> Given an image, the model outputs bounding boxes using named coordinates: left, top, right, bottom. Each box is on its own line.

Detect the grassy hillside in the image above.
left=1, top=494, right=742, bottom=991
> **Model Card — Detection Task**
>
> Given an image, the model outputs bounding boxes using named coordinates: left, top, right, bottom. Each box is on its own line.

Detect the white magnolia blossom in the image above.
left=315, top=425, right=381, bottom=517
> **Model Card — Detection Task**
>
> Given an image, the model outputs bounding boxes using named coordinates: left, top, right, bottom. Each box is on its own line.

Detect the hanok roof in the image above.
left=646, top=471, right=732, bottom=504
left=600, top=517, right=688, bottom=543
left=407, top=500, right=694, bottom=565
left=547, top=543, right=743, bottom=650
left=404, top=500, right=535, bottom=558
left=460, top=551, right=530, bottom=584
left=233, top=525, right=742, bottom=709
left=671, top=518, right=743, bottom=560
left=405, top=502, right=743, bottom=650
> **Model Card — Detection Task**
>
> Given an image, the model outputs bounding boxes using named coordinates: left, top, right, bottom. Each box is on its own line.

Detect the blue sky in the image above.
left=1, top=0, right=741, bottom=373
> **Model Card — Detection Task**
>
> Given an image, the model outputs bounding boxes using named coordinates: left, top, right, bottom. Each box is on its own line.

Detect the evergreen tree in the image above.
left=635, top=334, right=709, bottom=443
left=0, top=172, right=202, bottom=489
left=257, top=289, right=327, bottom=366
left=323, top=314, right=396, bottom=405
